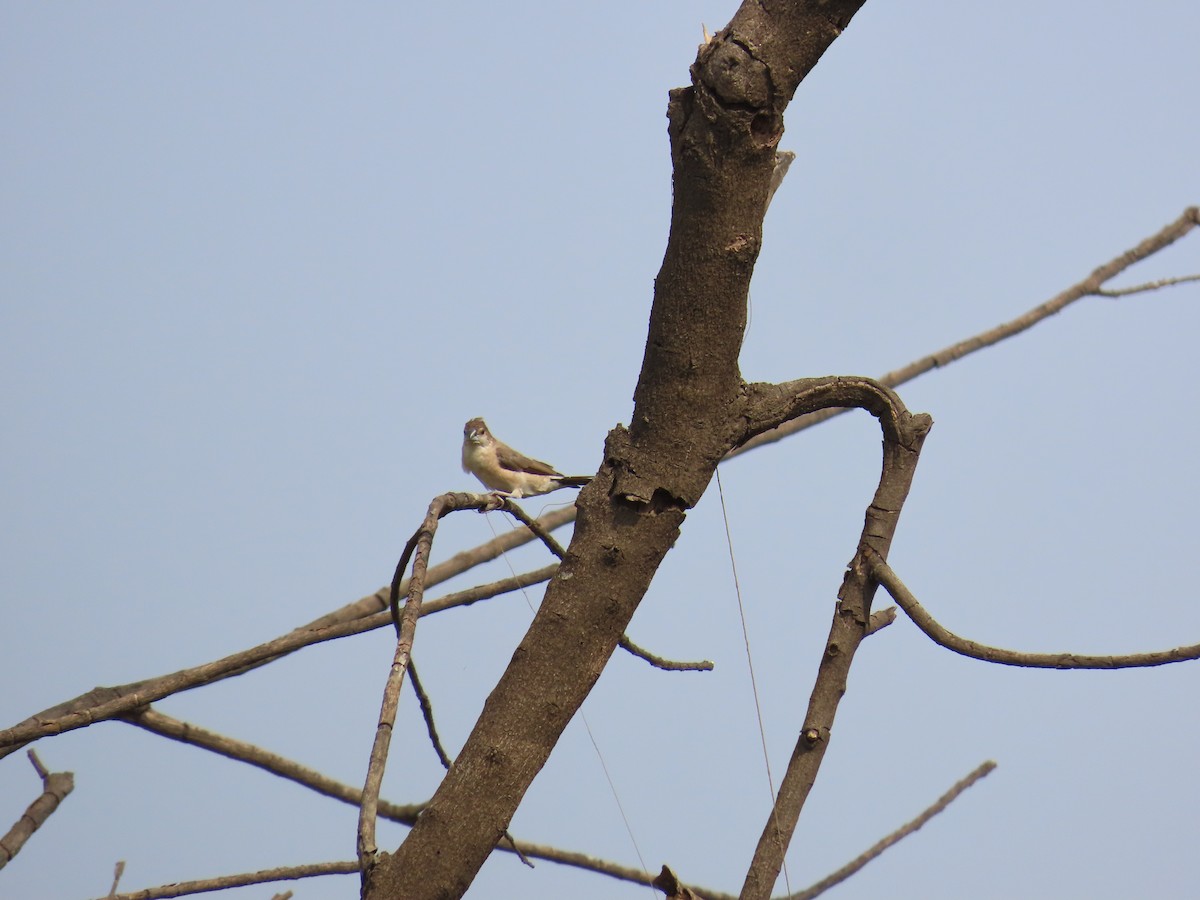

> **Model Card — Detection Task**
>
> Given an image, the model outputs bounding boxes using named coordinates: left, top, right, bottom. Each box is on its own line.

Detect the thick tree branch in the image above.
left=869, top=553, right=1200, bottom=669
left=367, top=4, right=871, bottom=896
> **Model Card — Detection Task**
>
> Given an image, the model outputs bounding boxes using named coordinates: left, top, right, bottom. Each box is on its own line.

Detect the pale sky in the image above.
left=3, top=3, right=1199, bottom=899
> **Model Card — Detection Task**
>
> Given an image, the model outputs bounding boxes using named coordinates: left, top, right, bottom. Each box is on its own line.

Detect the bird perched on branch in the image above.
left=461, top=418, right=591, bottom=498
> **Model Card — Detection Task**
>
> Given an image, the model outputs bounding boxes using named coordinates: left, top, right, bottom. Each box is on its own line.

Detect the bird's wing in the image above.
left=494, top=441, right=561, bottom=477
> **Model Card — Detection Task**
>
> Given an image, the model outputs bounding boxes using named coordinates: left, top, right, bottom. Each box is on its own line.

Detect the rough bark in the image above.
left=366, top=3, right=869, bottom=897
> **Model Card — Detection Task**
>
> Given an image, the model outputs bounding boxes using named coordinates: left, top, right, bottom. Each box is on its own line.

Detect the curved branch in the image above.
left=869, top=553, right=1200, bottom=669
left=741, top=375, right=913, bottom=448
left=741, top=399, right=933, bottom=900
left=617, top=635, right=714, bottom=672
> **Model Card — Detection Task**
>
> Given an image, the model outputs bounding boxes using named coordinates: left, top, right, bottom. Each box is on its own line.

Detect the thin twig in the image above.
left=122, top=707, right=424, bottom=821
left=94, top=860, right=358, bottom=900
left=500, top=498, right=568, bottom=558
left=617, top=635, right=714, bottom=671
left=107, top=861, right=125, bottom=899
left=787, top=760, right=997, bottom=900
left=128, top=707, right=652, bottom=889
left=868, top=552, right=1200, bottom=669
left=407, top=659, right=452, bottom=770
left=729, top=206, right=1200, bottom=459
left=1096, top=273, right=1200, bottom=296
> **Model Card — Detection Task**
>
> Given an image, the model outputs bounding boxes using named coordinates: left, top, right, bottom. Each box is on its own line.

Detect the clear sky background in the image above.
left=3, top=3, right=1198, bottom=899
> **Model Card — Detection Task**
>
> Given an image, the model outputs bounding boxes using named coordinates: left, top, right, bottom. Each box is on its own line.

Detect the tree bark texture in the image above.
left=367, top=3, right=870, bottom=897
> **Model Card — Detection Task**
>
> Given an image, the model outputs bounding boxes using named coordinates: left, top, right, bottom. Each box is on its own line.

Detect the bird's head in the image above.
left=464, top=418, right=491, bottom=447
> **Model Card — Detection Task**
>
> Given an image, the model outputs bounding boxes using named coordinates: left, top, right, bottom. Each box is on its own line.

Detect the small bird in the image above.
left=461, top=418, right=591, bottom=498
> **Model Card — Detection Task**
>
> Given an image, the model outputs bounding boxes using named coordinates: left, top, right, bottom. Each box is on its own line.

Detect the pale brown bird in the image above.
left=461, top=418, right=591, bottom=498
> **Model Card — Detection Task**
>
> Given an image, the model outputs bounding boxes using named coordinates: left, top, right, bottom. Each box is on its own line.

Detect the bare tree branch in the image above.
left=0, top=565, right=555, bottom=755
left=407, top=658, right=453, bottom=770
left=0, top=750, right=74, bottom=870
left=305, top=504, right=577, bottom=630
left=499, top=497, right=569, bottom=558
left=787, top=760, right=997, bottom=900
left=617, top=635, right=715, bottom=672
left=740, top=390, right=933, bottom=900
left=94, top=860, right=359, bottom=900
left=364, top=492, right=495, bottom=869
left=869, top=552, right=1200, bottom=669
left=120, top=707, right=666, bottom=894
left=122, top=707, right=424, bottom=821
left=1096, top=272, right=1200, bottom=296
left=730, top=205, right=1200, bottom=459
left=486, top=499, right=713, bottom=670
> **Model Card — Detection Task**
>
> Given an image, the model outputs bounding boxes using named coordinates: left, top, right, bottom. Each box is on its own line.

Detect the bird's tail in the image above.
left=555, top=476, right=592, bottom=489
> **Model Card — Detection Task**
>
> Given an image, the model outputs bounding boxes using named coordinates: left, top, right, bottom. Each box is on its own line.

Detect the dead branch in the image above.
left=0, top=750, right=74, bottom=870
left=121, top=706, right=663, bottom=893
left=787, top=760, right=997, bottom=900
left=739, top=384, right=932, bottom=900
left=730, top=205, right=1200, bottom=459
left=94, top=860, right=358, bottom=900
left=407, top=658, right=453, bottom=769
left=865, top=606, right=897, bottom=636
left=122, top=707, right=423, bottom=821
left=365, top=492, right=495, bottom=870
left=500, top=497, right=568, bottom=557
left=1096, top=272, right=1200, bottom=296
left=0, top=565, right=554, bottom=755
left=617, top=635, right=715, bottom=672
left=869, top=552, right=1200, bottom=669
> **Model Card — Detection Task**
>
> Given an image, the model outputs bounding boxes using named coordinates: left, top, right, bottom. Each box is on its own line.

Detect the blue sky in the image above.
left=3, top=3, right=1198, bottom=898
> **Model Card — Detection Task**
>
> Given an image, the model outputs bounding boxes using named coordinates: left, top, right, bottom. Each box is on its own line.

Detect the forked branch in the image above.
left=740, top=379, right=933, bottom=900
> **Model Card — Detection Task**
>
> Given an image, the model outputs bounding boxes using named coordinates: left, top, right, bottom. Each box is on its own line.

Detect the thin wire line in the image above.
left=715, top=467, right=792, bottom=895
left=482, top=510, right=653, bottom=888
